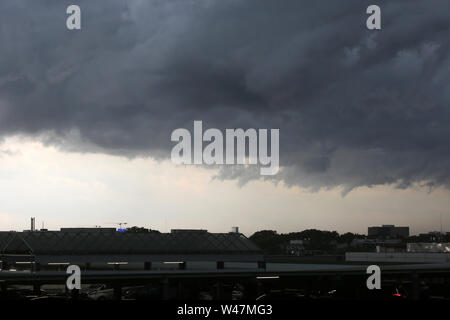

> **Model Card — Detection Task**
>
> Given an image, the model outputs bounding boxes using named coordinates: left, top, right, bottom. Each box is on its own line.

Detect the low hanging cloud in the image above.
left=0, top=0, right=449, bottom=193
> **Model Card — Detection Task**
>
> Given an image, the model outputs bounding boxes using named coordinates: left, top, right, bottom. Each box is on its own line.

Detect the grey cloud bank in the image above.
left=0, top=0, right=449, bottom=193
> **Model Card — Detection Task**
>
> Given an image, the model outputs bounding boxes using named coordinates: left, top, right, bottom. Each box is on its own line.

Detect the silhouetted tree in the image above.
left=125, top=226, right=160, bottom=233
left=249, top=230, right=286, bottom=254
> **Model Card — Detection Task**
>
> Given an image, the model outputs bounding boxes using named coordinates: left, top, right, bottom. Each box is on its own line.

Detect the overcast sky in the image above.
left=0, top=0, right=449, bottom=235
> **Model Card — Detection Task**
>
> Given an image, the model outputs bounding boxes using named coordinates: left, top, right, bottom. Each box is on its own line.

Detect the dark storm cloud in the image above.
left=0, top=0, right=449, bottom=192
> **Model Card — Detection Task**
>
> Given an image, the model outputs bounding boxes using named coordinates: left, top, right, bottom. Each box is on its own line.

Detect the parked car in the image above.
left=123, top=285, right=160, bottom=300
left=87, top=284, right=115, bottom=300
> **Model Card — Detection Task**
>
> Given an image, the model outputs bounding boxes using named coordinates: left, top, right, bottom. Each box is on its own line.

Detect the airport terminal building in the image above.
left=0, top=228, right=265, bottom=271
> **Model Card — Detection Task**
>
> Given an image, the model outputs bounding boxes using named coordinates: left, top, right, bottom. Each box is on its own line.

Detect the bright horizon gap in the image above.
left=0, top=136, right=449, bottom=236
